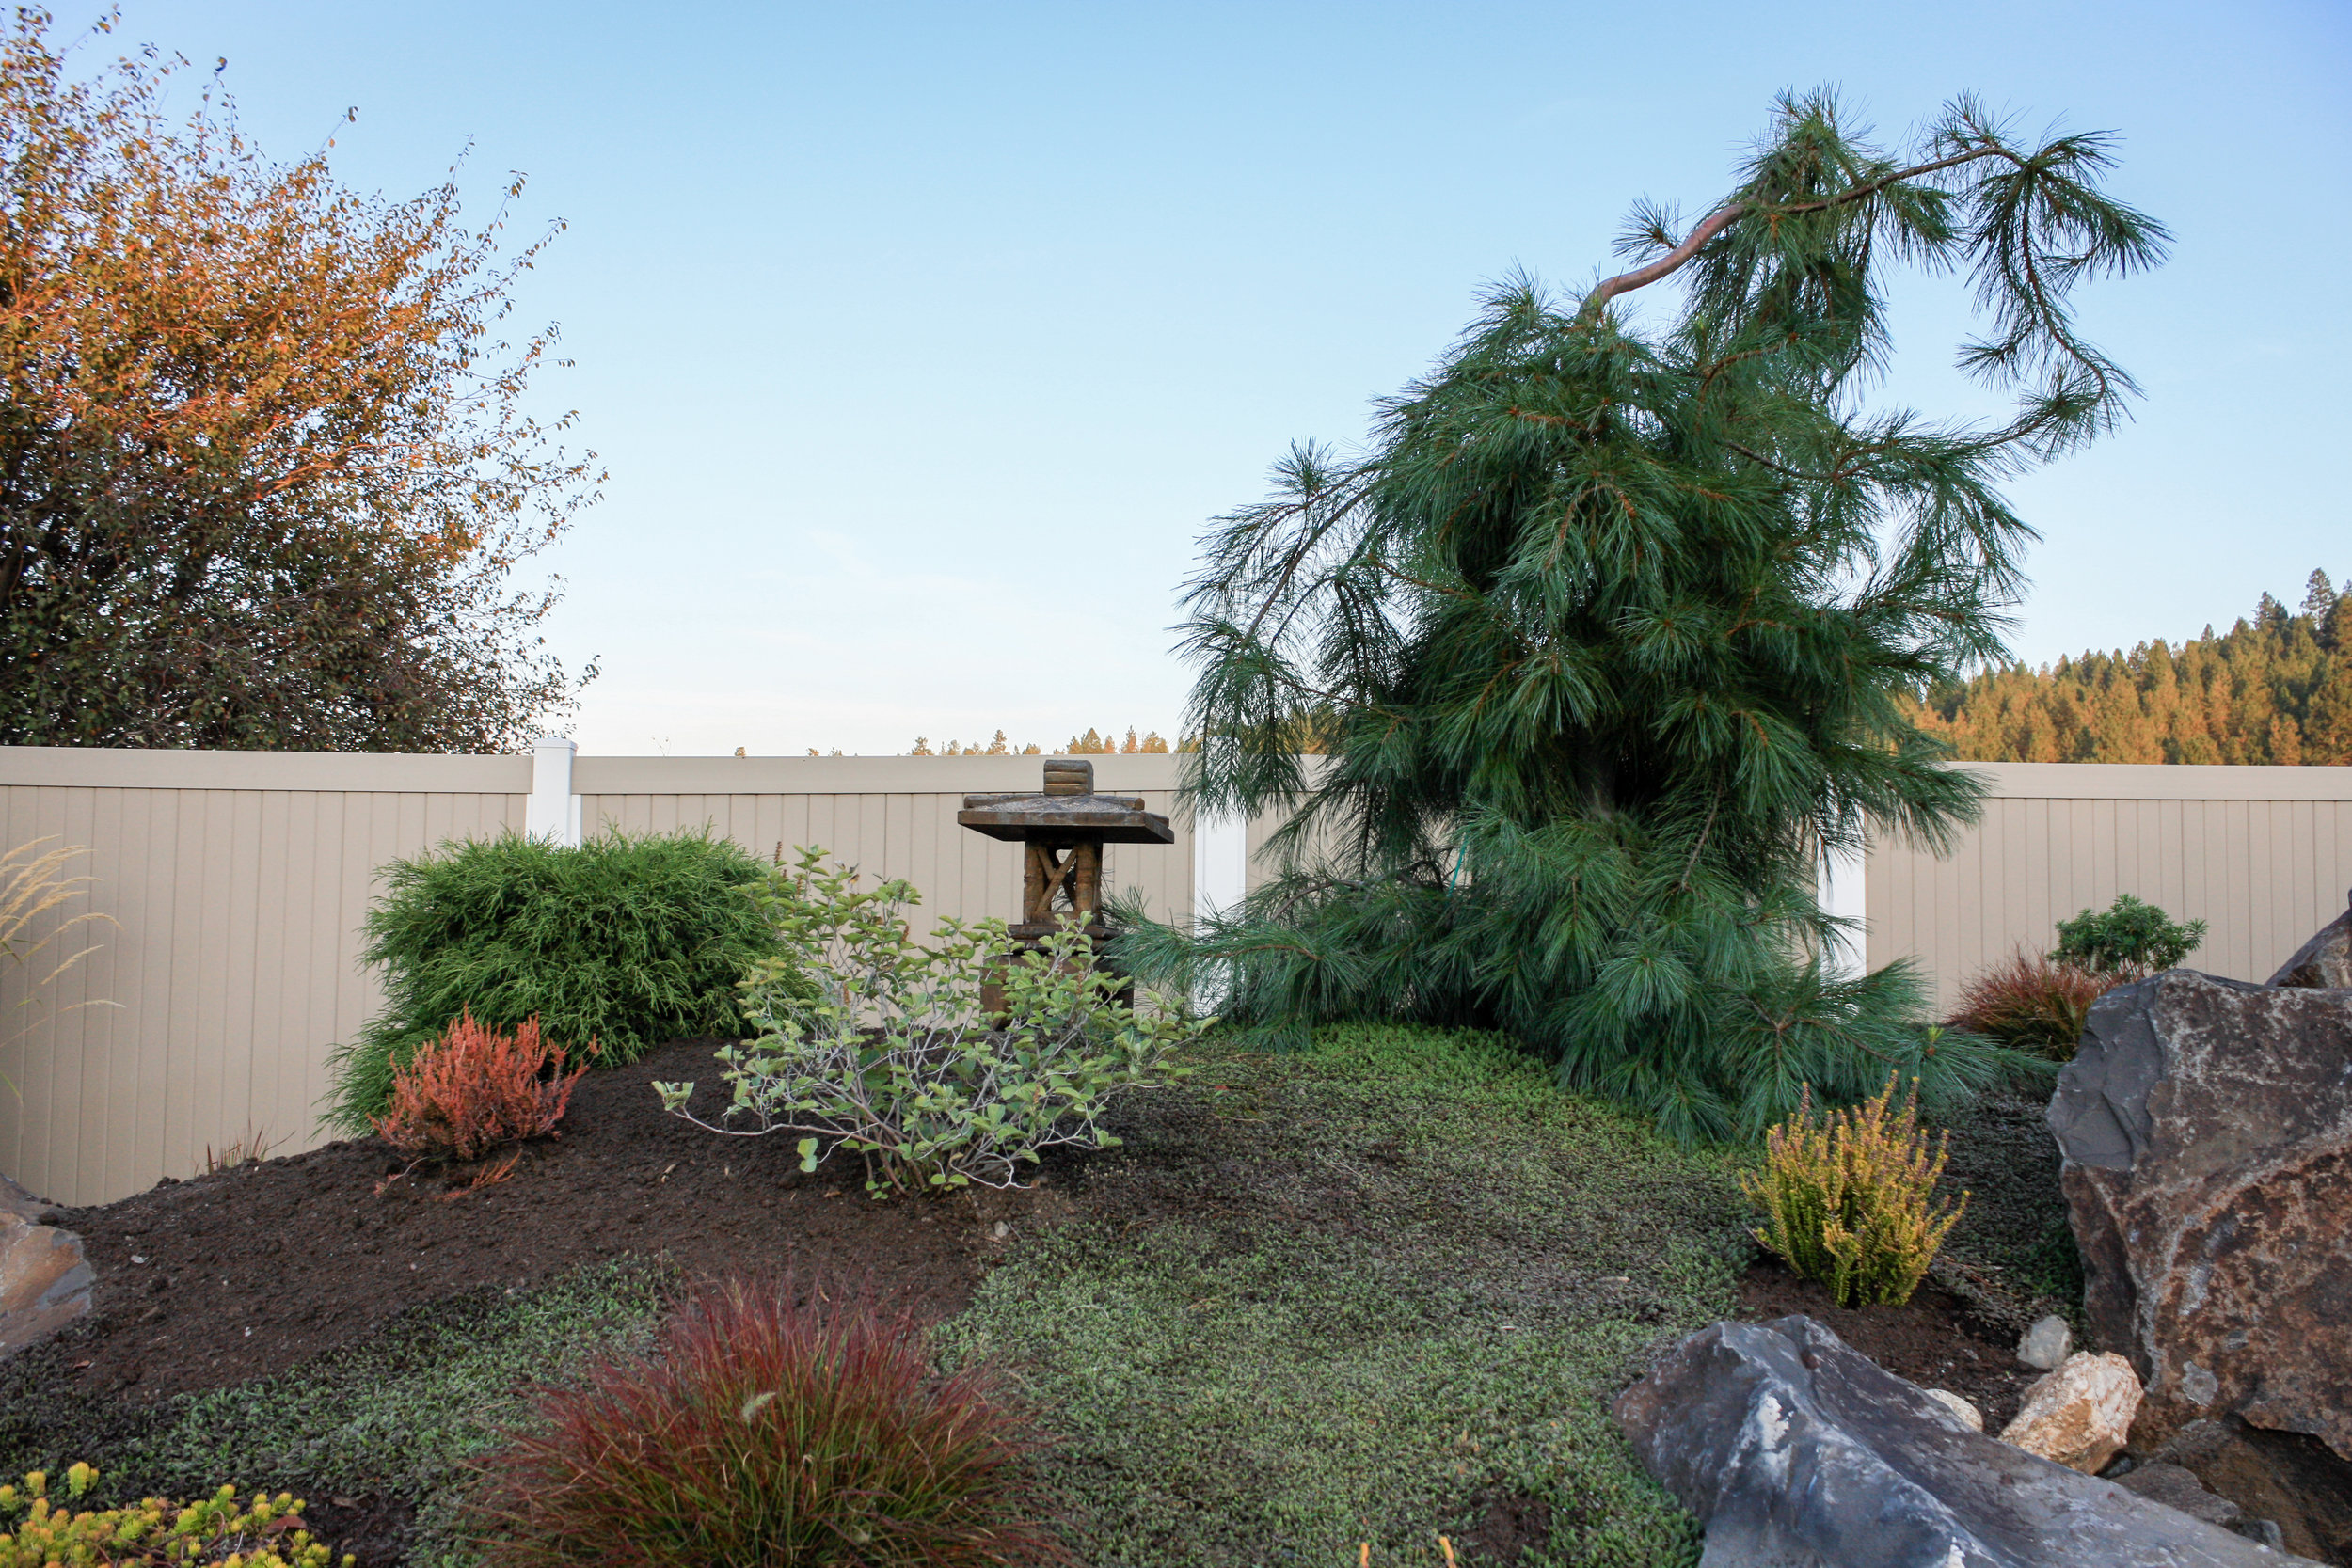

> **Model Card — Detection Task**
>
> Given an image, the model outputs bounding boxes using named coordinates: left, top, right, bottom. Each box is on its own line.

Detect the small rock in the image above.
left=991, top=1220, right=1009, bottom=1240
left=1999, top=1351, right=2142, bottom=1473
left=2018, top=1313, right=2072, bottom=1370
left=1925, top=1389, right=1984, bottom=1432
left=2231, top=1518, right=2286, bottom=1551
left=2117, top=1462, right=2243, bottom=1528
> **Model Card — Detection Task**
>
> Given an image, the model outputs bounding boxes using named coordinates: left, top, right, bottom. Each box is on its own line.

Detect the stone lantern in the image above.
left=957, top=757, right=1172, bottom=1011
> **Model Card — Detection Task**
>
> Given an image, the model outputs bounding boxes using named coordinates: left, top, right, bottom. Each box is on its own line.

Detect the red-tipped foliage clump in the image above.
left=466, top=1275, right=1072, bottom=1568
left=1950, top=951, right=2117, bottom=1057
left=372, top=1010, right=591, bottom=1160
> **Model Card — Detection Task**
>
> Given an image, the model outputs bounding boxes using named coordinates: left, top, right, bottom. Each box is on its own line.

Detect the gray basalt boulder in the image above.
left=0, top=1172, right=92, bottom=1356
left=2266, top=886, right=2352, bottom=989
left=1613, top=1314, right=2307, bottom=1566
left=2047, top=970, right=2352, bottom=1462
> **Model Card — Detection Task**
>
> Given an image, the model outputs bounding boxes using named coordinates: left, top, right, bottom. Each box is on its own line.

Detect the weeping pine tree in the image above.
left=1115, top=93, right=2168, bottom=1143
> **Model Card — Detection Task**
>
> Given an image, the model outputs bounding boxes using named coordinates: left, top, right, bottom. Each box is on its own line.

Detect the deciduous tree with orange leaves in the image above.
left=0, top=11, right=598, bottom=750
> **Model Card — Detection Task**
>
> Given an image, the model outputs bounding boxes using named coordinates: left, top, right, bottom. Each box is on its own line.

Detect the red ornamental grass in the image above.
left=1950, top=950, right=2117, bottom=1058
left=466, top=1276, right=1073, bottom=1568
left=373, top=1010, right=591, bottom=1160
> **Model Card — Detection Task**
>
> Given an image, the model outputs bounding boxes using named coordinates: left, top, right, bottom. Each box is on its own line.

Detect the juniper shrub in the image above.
left=326, top=829, right=797, bottom=1133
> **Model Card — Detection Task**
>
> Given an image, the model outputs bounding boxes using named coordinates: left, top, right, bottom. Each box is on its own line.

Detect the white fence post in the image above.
left=1192, top=807, right=1247, bottom=928
left=1190, top=805, right=1248, bottom=1011
left=1820, top=840, right=1867, bottom=978
left=527, top=736, right=580, bottom=847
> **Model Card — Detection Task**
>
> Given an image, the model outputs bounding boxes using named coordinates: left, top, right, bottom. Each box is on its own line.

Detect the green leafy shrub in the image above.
left=0, top=1464, right=352, bottom=1567
left=658, top=847, right=1200, bottom=1196
left=1951, top=950, right=2114, bottom=1056
left=1742, top=1072, right=1968, bottom=1307
left=466, top=1275, right=1075, bottom=1568
left=2051, top=893, right=2207, bottom=975
left=326, top=830, right=796, bottom=1132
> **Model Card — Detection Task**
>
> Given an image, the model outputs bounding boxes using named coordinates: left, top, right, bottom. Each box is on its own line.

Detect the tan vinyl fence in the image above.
left=1866, top=762, right=2352, bottom=1016
left=7, top=745, right=2351, bottom=1205
left=568, top=754, right=1195, bottom=932
left=0, top=748, right=1217, bottom=1206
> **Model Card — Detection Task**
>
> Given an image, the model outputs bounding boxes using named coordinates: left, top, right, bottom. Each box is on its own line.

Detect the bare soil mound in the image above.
left=40, top=1039, right=1039, bottom=1401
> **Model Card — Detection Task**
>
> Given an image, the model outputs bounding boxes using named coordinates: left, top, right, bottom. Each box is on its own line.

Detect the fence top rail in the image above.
left=0, top=746, right=532, bottom=793
left=0, top=748, right=1198, bottom=800
left=572, top=752, right=1191, bottom=796
left=7, top=747, right=2344, bottom=803
left=1953, top=761, right=2352, bottom=801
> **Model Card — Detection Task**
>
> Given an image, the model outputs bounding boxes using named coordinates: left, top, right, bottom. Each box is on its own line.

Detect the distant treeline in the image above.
left=866, top=727, right=1181, bottom=757
left=1905, top=571, right=2352, bottom=764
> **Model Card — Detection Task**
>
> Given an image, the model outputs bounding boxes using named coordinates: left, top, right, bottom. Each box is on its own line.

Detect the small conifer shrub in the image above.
left=466, top=1275, right=1073, bottom=1568
left=1951, top=950, right=2113, bottom=1057
left=1742, top=1072, right=1969, bottom=1307
left=373, top=1011, right=591, bottom=1161
left=0, top=1464, right=353, bottom=1567
left=2051, top=893, right=2207, bottom=976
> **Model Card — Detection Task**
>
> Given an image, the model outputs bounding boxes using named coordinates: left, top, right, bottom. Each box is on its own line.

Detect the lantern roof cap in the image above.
left=956, top=757, right=1174, bottom=844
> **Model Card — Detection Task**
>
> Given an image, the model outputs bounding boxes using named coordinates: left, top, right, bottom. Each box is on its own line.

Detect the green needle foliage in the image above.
left=2051, top=893, right=2206, bottom=975
left=1117, top=90, right=2166, bottom=1143
left=326, top=831, right=794, bottom=1134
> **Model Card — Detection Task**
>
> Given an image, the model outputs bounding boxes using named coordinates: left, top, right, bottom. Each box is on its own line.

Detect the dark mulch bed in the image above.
left=1736, top=1257, right=2040, bottom=1430
left=40, top=1039, right=1050, bottom=1402
left=282, top=1493, right=415, bottom=1568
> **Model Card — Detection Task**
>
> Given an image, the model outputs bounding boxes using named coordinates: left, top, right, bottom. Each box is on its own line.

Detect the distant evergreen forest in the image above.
left=1905, top=571, right=2352, bottom=764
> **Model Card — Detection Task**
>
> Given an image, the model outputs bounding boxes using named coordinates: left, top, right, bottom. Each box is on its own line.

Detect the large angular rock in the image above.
left=2267, top=886, right=2352, bottom=988
left=0, top=1172, right=91, bottom=1356
left=2047, top=970, right=2352, bottom=1461
left=1613, top=1315, right=2306, bottom=1566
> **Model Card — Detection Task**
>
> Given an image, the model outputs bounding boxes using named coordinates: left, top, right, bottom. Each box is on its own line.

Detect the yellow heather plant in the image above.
left=0, top=1465, right=353, bottom=1568
left=1740, top=1071, right=1969, bottom=1307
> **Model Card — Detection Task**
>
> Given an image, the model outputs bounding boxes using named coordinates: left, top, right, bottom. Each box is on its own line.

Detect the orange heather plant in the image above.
left=373, top=1011, right=590, bottom=1162
left=0, top=10, right=599, bottom=750
left=1741, top=1072, right=1968, bottom=1307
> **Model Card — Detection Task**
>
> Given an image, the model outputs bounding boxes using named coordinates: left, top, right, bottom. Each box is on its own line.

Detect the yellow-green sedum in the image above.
left=0, top=1465, right=353, bottom=1567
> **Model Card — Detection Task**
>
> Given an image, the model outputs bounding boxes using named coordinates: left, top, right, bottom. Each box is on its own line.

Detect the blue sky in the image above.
left=75, top=1, right=2352, bottom=754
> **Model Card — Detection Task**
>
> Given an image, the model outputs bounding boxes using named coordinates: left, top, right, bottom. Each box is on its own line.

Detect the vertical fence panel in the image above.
left=1866, top=764, right=2352, bottom=1015
left=0, top=752, right=531, bottom=1204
